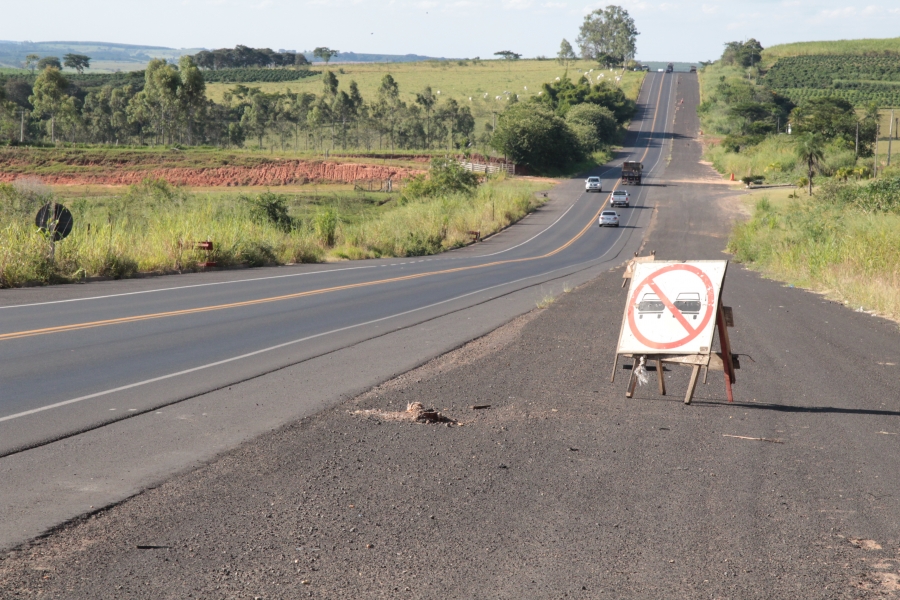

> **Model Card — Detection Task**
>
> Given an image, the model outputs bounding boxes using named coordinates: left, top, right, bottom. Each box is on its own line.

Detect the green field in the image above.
left=761, top=37, right=900, bottom=64
left=206, top=59, right=644, bottom=133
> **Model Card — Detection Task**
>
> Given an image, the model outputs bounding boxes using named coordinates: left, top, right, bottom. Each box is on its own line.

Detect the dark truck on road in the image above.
left=621, top=161, right=643, bottom=185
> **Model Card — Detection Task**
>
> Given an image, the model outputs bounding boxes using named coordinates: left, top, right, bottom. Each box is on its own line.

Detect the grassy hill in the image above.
left=762, top=37, right=900, bottom=63
left=205, top=59, right=644, bottom=134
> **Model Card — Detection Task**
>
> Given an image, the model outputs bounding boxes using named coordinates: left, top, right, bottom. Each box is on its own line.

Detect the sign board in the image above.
left=35, top=203, right=74, bottom=242
left=617, top=260, right=727, bottom=355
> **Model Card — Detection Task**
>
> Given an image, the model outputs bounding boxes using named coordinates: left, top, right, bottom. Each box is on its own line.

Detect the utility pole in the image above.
left=855, top=121, right=859, bottom=158
left=874, top=120, right=880, bottom=178
left=19, top=109, right=25, bottom=143
left=889, top=109, right=895, bottom=167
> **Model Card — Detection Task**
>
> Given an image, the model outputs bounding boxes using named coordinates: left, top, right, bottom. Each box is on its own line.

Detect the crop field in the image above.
left=762, top=54, right=900, bottom=106
left=761, top=37, right=900, bottom=63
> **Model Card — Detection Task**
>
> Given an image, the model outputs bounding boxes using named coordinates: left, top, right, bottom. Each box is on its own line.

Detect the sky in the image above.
left=2, top=0, right=900, bottom=63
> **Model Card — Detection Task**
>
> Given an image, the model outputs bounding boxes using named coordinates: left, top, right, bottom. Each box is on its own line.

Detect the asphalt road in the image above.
left=0, top=74, right=675, bottom=548
left=3, top=70, right=900, bottom=598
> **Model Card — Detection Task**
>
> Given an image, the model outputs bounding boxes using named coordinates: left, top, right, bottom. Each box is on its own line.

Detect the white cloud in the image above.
left=503, top=0, right=534, bottom=8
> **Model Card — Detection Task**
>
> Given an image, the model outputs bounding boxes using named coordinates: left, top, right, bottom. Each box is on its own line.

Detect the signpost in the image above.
left=612, top=259, right=738, bottom=404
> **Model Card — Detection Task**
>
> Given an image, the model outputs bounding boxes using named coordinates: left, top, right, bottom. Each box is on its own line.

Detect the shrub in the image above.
left=401, top=157, right=480, bottom=201
left=314, top=207, right=338, bottom=247
left=242, top=191, right=293, bottom=231
left=490, top=103, right=583, bottom=172
left=565, top=104, right=618, bottom=152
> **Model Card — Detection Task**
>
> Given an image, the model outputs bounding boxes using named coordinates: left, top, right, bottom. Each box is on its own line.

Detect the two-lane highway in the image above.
left=1, top=73, right=674, bottom=458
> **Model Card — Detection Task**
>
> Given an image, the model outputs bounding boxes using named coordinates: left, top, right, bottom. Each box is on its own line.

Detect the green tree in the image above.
left=491, top=103, right=583, bottom=171
left=29, top=67, right=77, bottom=142
left=565, top=103, right=618, bottom=152
left=557, top=39, right=576, bottom=67
left=494, top=51, right=522, bottom=60
left=24, top=54, right=40, bottom=75
left=374, top=74, right=403, bottom=152
left=63, top=53, right=91, bottom=75
left=576, top=5, right=639, bottom=66
left=313, top=47, right=339, bottom=64
left=795, top=133, right=825, bottom=195
left=37, top=56, right=62, bottom=70
left=415, top=86, right=437, bottom=147
left=178, top=55, right=206, bottom=144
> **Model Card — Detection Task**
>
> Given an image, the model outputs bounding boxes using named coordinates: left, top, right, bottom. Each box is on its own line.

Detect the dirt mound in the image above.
left=0, top=160, right=424, bottom=188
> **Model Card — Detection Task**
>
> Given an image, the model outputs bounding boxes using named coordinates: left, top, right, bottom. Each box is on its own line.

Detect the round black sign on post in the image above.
left=35, top=203, right=74, bottom=242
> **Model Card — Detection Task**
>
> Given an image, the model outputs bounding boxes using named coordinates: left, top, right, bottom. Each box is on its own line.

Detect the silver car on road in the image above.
left=598, top=210, right=619, bottom=227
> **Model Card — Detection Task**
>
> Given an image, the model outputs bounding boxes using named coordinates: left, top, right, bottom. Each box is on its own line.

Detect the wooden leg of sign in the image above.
left=716, top=304, right=735, bottom=402
left=610, top=353, right=619, bottom=383
left=656, top=358, right=666, bottom=395
left=625, top=358, right=639, bottom=398
left=684, top=364, right=701, bottom=404
left=702, top=365, right=709, bottom=384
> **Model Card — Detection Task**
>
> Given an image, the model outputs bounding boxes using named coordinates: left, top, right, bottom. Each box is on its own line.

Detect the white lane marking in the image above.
left=0, top=233, right=635, bottom=425
left=0, top=264, right=383, bottom=311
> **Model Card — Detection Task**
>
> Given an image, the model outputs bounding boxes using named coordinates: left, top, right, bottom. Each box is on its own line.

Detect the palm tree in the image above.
left=795, top=133, right=825, bottom=195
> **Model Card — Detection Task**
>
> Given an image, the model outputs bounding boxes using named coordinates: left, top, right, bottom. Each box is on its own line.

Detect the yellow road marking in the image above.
left=2, top=76, right=668, bottom=343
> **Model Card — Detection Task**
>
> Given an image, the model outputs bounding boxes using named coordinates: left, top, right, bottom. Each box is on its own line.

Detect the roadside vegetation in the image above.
left=729, top=180, right=900, bottom=321
left=701, top=37, right=900, bottom=322
left=0, top=162, right=548, bottom=288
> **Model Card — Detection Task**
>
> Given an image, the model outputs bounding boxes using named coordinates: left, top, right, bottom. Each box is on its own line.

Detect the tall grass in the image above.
left=0, top=176, right=545, bottom=288
left=729, top=193, right=900, bottom=321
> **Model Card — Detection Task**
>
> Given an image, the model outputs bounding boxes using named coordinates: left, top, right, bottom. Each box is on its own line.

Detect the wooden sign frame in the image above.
left=612, top=255, right=738, bottom=404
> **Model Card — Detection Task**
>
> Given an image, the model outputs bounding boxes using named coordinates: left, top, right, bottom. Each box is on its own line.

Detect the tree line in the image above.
left=0, top=57, right=479, bottom=152
left=191, top=45, right=310, bottom=70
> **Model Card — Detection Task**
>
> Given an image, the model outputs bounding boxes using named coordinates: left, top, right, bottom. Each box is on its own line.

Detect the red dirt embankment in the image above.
left=0, top=160, right=424, bottom=187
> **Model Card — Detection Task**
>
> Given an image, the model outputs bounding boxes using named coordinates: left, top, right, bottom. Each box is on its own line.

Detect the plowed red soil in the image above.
left=0, top=159, right=423, bottom=187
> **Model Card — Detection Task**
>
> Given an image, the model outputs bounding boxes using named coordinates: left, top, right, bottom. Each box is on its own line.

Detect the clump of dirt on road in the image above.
left=353, top=401, right=453, bottom=424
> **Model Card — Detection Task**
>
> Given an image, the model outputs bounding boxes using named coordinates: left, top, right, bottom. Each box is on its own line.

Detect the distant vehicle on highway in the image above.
left=689, top=65, right=697, bottom=73
left=621, top=161, right=643, bottom=185
left=666, top=63, right=674, bottom=73
left=610, top=190, right=630, bottom=207
left=585, top=176, right=603, bottom=193
left=657, top=68, right=664, bottom=72
left=598, top=210, right=619, bottom=227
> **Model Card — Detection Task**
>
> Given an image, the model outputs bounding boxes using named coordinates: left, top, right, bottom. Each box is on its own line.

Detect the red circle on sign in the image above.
left=626, top=263, right=716, bottom=350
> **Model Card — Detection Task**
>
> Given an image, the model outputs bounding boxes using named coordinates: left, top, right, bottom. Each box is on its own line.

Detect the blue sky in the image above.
left=3, top=0, right=899, bottom=62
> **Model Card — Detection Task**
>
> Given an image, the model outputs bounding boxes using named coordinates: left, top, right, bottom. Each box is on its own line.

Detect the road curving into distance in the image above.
left=0, top=72, right=674, bottom=455
left=0, top=72, right=676, bottom=549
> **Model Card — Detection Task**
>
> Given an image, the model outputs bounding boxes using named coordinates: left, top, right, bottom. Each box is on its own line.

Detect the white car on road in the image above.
left=598, top=210, right=619, bottom=227
left=585, top=176, right=603, bottom=193
left=610, top=190, right=630, bottom=207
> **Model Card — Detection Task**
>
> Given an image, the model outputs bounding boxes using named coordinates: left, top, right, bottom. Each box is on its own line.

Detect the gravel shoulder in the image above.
left=3, top=74, right=900, bottom=600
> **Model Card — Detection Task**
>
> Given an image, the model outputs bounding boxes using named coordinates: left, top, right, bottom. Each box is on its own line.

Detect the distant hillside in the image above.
left=762, top=37, right=900, bottom=63
left=0, top=42, right=450, bottom=72
left=0, top=41, right=202, bottom=72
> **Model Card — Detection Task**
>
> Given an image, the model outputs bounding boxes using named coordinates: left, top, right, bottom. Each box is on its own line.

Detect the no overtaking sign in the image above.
left=617, top=261, right=727, bottom=355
